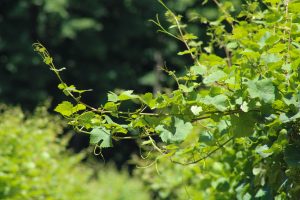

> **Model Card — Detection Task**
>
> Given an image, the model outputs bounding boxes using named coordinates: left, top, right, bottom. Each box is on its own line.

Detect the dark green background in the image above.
left=0, top=0, right=221, bottom=166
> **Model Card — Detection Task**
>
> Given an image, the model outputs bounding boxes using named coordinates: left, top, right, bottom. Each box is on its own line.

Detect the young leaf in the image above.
left=73, top=103, right=86, bottom=112
left=177, top=48, right=196, bottom=55
left=54, top=101, right=74, bottom=117
left=107, top=92, right=118, bottom=102
left=191, top=105, right=203, bottom=116
left=118, top=90, right=139, bottom=101
left=104, top=102, right=118, bottom=112
left=77, top=111, right=95, bottom=129
left=140, top=93, right=156, bottom=109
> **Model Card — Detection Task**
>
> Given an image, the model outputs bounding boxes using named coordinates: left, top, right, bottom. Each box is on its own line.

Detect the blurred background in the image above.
left=0, top=0, right=220, bottom=166
left=0, top=0, right=233, bottom=199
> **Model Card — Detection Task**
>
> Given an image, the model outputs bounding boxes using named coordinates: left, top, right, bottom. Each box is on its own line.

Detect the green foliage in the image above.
left=1, top=0, right=201, bottom=110
left=0, top=105, right=150, bottom=199
left=34, top=0, right=300, bottom=199
left=90, top=127, right=112, bottom=148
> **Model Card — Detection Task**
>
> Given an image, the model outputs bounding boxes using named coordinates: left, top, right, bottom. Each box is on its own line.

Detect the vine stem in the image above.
left=32, top=43, right=98, bottom=112
left=157, top=0, right=201, bottom=66
left=170, top=136, right=234, bottom=165
left=211, top=0, right=234, bottom=28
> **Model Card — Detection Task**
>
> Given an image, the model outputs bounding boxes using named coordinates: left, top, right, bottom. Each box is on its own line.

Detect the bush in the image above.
left=34, top=0, right=300, bottom=199
left=0, top=105, right=150, bottom=199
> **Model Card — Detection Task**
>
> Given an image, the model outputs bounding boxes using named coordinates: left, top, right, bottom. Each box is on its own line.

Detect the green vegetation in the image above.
left=0, top=0, right=195, bottom=108
left=34, top=0, right=300, bottom=199
left=0, top=105, right=150, bottom=199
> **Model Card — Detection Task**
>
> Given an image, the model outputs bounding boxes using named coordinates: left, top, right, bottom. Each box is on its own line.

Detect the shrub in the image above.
left=34, top=0, right=300, bottom=199
left=0, top=105, right=150, bottom=199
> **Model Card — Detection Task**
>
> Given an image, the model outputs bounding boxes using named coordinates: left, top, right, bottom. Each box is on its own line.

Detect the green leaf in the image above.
left=107, top=92, right=118, bottom=102
left=231, top=113, right=256, bottom=137
left=54, top=101, right=74, bottom=117
left=173, top=117, right=193, bottom=141
left=261, top=53, right=282, bottom=64
left=118, top=90, right=139, bottom=101
left=155, top=117, right=193, bottom=143
left=177, top=48, right=196, bottom=55
left=190, top=65, right=207, bottom=75
left=179, top=84, right=193, bottom=93
left=59, top=84, right=92, bottom=94
left=89, top=127, right=112, bottom=148
left=255, top=145, right=273, bottom=158
left=54, top=102, right=86, bottom=117
left=43, top=56, right=53, bottom=65
left=58, top=83, right=67, bottom=90
left=240, top=101, right=249, bottom=112
left=182, top=33, right=198, bottom=40
left=203, top=70, right=227, bottom=84
left=201, top=94, right=228, bottom=111
left=214, top=178, right=230, bottom=192
left=255, top=189, right=267, bottom=198
left=73, top=103, right=86, bottom=112
left=140, top=93, right=156, bottom=109
left=191, top=105, right=203, bottom=115
left=155, top=125, right=173, bottom=143
left=104, top=102, right=118, bottom=113
left=77, top=111, right=95, bottom=129
left=246, top=79, right=275, bottom=103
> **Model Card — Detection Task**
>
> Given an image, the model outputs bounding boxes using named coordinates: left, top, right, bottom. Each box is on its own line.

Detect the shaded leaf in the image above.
left=231, top=113, right=256, bottom=137
left=89, top=127, right=112, bottom=148
left=246, top=79, right=275, bottom=103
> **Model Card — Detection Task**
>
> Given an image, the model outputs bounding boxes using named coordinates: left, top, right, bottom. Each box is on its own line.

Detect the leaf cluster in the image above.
left=34, top=0, right=300, bottom=198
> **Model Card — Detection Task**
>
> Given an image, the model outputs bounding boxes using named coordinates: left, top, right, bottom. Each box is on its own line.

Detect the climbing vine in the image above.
left=34, top=0, right=300, bottom=198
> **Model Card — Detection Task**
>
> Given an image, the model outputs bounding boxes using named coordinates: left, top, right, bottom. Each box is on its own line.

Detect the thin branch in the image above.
left=170, top=136, right=234, bottom=165
left=211, top=0, right=234, bottom=28
left=33, top=43, right=98, bottom=112
left=157, top=0, right=201, bottom=66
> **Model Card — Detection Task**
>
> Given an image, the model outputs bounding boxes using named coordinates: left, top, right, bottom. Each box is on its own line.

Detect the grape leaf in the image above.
left=54, top=101, right=74, bottom=117
left=73, top=103, right=86, bottom=112
left=201, top=95, right=228, bottom=111
left=140, top=93, right=156, bottom=109
left=191, top=105, right=203, bottom=115
left=190, top=65, right=207, bottom=75
left=107, top=92, right=118, bottom=102
left=118, top=90, right=139, bottom=101
left=155, top=125, right=173, bottom=143
left=231, top=113, right=256, bottom=137
left=246, top=79, right=275, bottom=103
left=90, top=127, right=112, bottom=148
left=203, top=70, right=226, bottom=84
left=155, top=117, right=193, bottom=143
left=77, top=111, right=95, bottom=129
